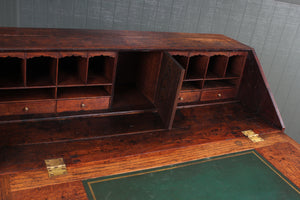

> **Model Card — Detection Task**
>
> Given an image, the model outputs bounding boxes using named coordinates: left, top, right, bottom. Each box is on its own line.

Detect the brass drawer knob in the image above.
left=24, top=106, right=29, bottom=112
left=81, top=103, right=86, bottom=108
left=179, top=97, right=184, bottom=101
left=217, top=93, right=222, bottom=97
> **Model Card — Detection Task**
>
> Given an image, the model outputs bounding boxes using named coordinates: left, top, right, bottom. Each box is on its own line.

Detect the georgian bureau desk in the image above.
left=0, top=28, right=299, bottom=199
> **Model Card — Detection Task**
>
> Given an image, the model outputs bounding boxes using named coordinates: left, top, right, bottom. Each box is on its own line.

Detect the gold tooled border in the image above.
left=86, top=150, right=300, bottom=200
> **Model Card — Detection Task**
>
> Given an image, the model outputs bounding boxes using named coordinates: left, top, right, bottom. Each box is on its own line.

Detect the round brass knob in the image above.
left=179, top=97, right=184, bottom=101
left=24, top=106, right=29, bottom=112
left=81, top=103, right=86, bottom=108
left=217, top=93, right=222, bottom=97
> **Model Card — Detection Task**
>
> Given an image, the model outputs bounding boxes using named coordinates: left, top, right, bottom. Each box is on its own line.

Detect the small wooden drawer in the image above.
left=200, top=88, right=237, bottom=102
left=7, top=101, right=56, bottom=115
left=178, top=91, right=201, bottom=103
left=0, top=104, right=9, bottom=116
left=57, top=97, right=110, bottom=113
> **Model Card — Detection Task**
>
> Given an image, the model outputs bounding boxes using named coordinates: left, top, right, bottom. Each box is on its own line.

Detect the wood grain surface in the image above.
left=0, top=28, right=250, bottom=51
left=2, top=133, right=299, bottom=200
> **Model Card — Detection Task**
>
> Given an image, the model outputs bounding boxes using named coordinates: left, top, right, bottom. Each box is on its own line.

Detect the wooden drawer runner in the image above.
left=178, top=91, right=201, bottom=103
left=57, top=97, right=110, bottom=113
left=0, top=100, right=56, bottom=116
left=200, top=88, right=237, bottom=102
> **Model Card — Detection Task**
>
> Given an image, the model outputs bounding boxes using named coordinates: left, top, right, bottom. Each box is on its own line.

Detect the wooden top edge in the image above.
left=0, top=27, right=251, bottom=51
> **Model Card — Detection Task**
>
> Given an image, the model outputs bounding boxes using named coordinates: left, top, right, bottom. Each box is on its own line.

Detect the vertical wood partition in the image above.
left=155, top=52, right=185, bottom=129
left=239, top=50, right=285, bottom=130
left=0, top=28, right=284, bottom=137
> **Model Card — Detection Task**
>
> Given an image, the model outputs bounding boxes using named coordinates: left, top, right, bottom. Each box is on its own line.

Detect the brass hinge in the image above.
left=242, top=130, right=264, bottom=143
left=45, top=158, right=67, bottom=177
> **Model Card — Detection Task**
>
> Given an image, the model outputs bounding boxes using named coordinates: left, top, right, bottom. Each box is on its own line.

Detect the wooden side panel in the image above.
left=155, top=52, right=184, bottom=129
left=137, top=52, right=162, bottom=103
left=239, top=50, right=284, bottom=130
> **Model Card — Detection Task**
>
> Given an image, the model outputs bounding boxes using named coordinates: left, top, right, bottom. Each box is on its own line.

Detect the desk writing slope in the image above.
left=0, top=28, right=284, bottom=146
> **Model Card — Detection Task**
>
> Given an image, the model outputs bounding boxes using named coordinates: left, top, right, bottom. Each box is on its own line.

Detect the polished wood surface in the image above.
left=1, top=132, right=299, bottom=200
left=0, top=28, right=294, bottom=199
left=0, top=103, right=278, bottom=171
left=0, top=28, right=250, bottom=51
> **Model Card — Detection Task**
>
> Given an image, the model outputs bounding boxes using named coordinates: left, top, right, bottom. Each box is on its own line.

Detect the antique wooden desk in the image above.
left=0, top=28, right=299, bottom=199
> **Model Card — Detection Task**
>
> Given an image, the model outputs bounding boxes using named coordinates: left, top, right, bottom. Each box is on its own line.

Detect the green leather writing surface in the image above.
left=83, top=150, right=300, bottom=200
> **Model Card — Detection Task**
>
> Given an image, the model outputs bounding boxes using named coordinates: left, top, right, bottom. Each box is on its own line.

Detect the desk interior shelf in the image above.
left=175, top=52, right=247, bottom=105
left=0, top=28, right=284, bottom=145
left=0, top=57, right=25, bottom=88
left=27, top=56, right=57, bottom=86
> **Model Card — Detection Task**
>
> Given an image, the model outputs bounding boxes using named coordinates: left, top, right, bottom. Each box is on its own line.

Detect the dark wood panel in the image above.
left=0, top=57, right=25, bottom=88
left=137, top=52, right=162, bottom=103
left=0, top=103, right=280, bottom=174
left=0, top=28, right=251, bottom=51
left=7, top=101, right=56, bottom=116
left=178, top=91, right=201, bottom=103
left=57, top=86, right=110, bottom=99
left=0, top=111, right=164, bottom=146
left=187, top=55, right=209, bottom=79
left=201, top=88, right=237, bottom=102
left=206, top=55, right=228, bottom=78
left=26, top=52, right=58, bottom=59
left=155, top=52, right=185, bottom=129
left=0, top=100, right=56, bottom=116
left=0, top=52, right=25, bottom=58
left=57, top=97, right=110, bottom=113
left=239, top=50, right=284, bottom=130
left=0, top=104, right=9, bottom=116
left=58, top=56, right=87, bottom=86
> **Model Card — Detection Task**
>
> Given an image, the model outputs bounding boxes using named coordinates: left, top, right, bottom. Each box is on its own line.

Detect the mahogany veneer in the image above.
left=0, top=28, right=289, bottom=199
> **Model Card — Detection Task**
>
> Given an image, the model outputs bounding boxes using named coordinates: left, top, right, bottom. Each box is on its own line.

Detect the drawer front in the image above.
left=0, top=104, right=9, bottom=116
left=57, top=97, right=110, bottom=113
left=178, top=91, right=201, bottom=103
left=8, top=101, right=56, bottom=115
left=200, top=88, right=237, bottom=102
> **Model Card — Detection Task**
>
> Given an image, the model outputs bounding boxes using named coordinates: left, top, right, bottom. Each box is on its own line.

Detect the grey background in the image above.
left=0, top=0, right=300, bottom=142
